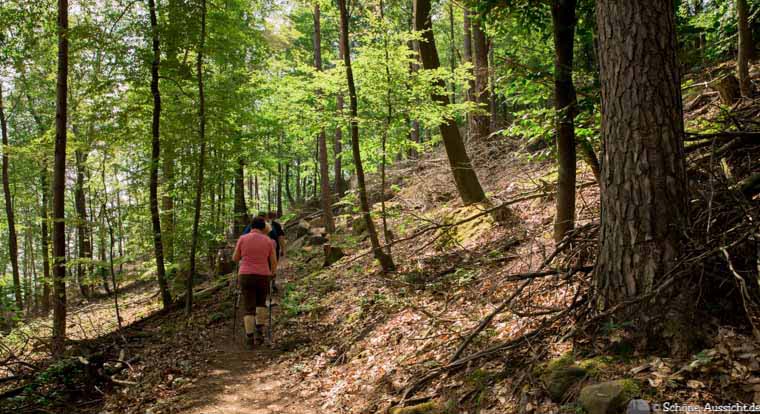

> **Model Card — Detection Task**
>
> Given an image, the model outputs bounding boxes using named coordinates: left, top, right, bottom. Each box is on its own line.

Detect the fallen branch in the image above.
left=450, top=279, right=532, bottom=362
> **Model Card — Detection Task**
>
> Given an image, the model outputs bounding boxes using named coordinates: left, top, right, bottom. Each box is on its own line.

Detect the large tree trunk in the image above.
left=234, top=157, right=248, bottom=234
left=338, top=0, right=395, bottom=272
left=595, top=0, right=689, bottom=353
left=0, top=83, right=23, bottom=313
left=52, top=0, right=69, bottom=357
left=187, top=0, right=207, bottom=315
left=471, top=12, right=490, bottom=141
left=737, top=0, right=752, bottom=97
left=314, top=5, right=335, bottom=232
left=414, top=0, right=487, bottom=205
left=552, top=0, right=579, bottom=243
left=149, top=0, right=172, bottom=309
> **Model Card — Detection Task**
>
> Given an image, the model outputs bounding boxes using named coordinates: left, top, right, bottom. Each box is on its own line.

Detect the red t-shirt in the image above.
left=235, top=231, right=275, bottom=276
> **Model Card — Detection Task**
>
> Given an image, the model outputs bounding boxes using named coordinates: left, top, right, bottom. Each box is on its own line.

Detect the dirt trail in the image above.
left=178, top=260, right=320, bottom=414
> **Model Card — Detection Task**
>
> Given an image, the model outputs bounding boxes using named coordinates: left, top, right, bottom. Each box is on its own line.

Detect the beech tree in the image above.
left=552, top=0, right=579, bottom=243
left=338, top=0, right=395, bottom=272
left=736, top=0, right=752, bottom=97
left=414, top=0, right=486, bottom=205
left=148, top=0, right=172, bottom=309
left=52, top=0, right=69, bottom=356
left=0, top=83, right=22, bottom=312
left=314, top=3, right=335, bottom=233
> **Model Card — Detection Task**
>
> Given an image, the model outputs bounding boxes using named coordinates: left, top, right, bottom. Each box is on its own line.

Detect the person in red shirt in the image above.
left=233, top=216, right=278, bottom=348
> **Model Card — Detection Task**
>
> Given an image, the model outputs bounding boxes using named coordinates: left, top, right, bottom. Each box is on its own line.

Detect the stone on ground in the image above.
left=578, top=379, right=640, bottom=414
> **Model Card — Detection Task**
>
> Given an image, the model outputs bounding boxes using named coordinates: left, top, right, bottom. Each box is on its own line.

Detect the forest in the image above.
left=0, top=0, right=759, bottom=412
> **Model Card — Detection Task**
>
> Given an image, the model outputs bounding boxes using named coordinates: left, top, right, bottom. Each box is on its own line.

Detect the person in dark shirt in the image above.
left=267, top=212, right=286, bottom=259
left=267, top=212, right=285, bottom=293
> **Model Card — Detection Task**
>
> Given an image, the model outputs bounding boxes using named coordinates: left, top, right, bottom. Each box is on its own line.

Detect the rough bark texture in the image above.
left=471, top=13, right=490, bottom=142
left=149, top=0, right=172, bottom=309
left=0, top=84, right=23, bottom=312
left=187, top=0, right=207, bottom=315
left=595, top=0, right=689, bottom=351
left=52, top=0, right=69, bottom=356
left=314, top=4, right=335, bottom=233
left=234, top=157, right=249, bottom=235
left=338, top=0, right=395, bottom=272
left=414, top=0, right=487, bottom=205
left=552, top=0, right=579, bottom=243
left=737, top=0, right=752, bottom=97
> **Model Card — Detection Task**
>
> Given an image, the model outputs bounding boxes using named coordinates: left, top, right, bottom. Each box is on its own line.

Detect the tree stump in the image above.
left=712, top=74, right=741, bottom=105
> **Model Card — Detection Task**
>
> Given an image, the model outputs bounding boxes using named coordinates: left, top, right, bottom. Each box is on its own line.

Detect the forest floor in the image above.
left=2, top=62, right=759, bottom=414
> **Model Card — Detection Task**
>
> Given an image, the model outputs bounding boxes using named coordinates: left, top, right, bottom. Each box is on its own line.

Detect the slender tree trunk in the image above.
left=448, top=1, right=456, bottom=104
left=463, top=8, right=474, bottom=139
left=338, top=0, right=395, bottom=272
left=552, top=0, right=579, bottom=243
left=335, top=89, right=345, bottom=197
left=74, top=150, right=92, bottom=299
left=0, top=84, right=23, bottom=312
left=380, top=0, right=393, bottom=254
left=414, top=0, right=487, bottom=205
left=234, top=157, right=248, bottom=234
left=471, top=12, right=490, bottom=141
left=161, top=142, right=175, bottom=262
left=737, top=0, right=752, bottom=97
left=40, top=163, right=51, bottom=314
left=314, top=4, right=335, bottom=232
left=52, top=0, right=69, bottom=356
left=187, top=0, right=207, bottom=315
left=254, top=174, right=260, bottom=210
left=149, top=0, right=172, bottom=309
left=595, top=0, right=689, bottom=353
left=488, top=43, right=501, bottom=131
left=285, top=164, right=295, bottom=205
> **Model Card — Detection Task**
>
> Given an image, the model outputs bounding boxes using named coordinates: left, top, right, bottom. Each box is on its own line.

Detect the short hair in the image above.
left=251, top=216, right=266, bottom=230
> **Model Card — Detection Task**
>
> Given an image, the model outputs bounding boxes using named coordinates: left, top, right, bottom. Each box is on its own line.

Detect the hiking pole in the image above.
left=232, top=263, right=241, bottom=340
left=268, top=275, right=274, bottom=342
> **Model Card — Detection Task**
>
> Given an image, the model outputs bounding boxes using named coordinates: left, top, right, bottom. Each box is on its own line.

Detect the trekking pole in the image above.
left=268, top=275, right=274, bottom=342
left=231, top=263, right=241, bottom=340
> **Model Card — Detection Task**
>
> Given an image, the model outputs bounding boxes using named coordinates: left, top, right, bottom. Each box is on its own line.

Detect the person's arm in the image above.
left=233, top=238, right=242, bottom=262
left=269, top=244, right=278, bottom=275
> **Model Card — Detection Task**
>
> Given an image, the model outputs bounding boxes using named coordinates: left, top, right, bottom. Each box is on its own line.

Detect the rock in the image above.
left=352, top=216, right=368, bottom=235
left=578, top=379, right=640, bottom=414
left=544, top=365, right=588, bottom=402
left=389, top=401, right=441, bottom=414
left=306, top=235, right=328, bottom=246
left=537, top=354, right=588, bottom=402
left=309, top=227, right=326, bottom=237
left=323, top=245, right=346, bottom=267
left=287, top=220, right=310, bottom=242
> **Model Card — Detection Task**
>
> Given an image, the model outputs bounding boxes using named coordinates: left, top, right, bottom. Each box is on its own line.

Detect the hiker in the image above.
left=242, top=212, right=271, bottom=236
left=233, top=216, right=277, bottom=348
left=267, top=212, right=286, bottom=293
left=267, top=212, right=286, bottom=259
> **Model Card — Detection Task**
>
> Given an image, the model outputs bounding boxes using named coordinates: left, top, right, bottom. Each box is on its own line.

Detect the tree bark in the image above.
left=471, top=12, right=490, bottom=141
left=52, top=0, right=69, bottom=356
left=187, top=0, right=207, bottom=315
left=335, top=41, right=346, bottom=199
left=414, top=0, right=487, bottom=205
left=737, top=0, right=752, bottom=97
left=40, top=163, right=51, bottom=314
left=234, top=157, right=248, bottom=234
left=0, top=83, right=23, bottom=313
left=74, top=150, right=92, bottom=298
left=149, top=0, right=173, bottom=309
left=552, top=0, right=579, bottom=243
left=338, top=0, right=395, bottom=272
left=161, top=142, right=175, bottom=262
left=595, top=0, right=689, bottom=352
left=314, top=4, right=335, bottom=232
